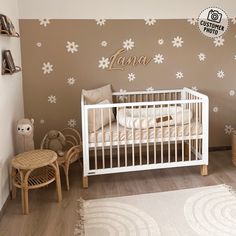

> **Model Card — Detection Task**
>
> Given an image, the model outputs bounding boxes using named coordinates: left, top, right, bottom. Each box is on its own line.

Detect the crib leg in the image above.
left=200, top=165, right=208, bottom=176
left=83, top=176, right=88, bottom=188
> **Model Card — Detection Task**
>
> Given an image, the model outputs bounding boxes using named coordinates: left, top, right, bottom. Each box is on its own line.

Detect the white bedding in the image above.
left=117, top=107, right=193, bottom=129
left=89, top=121, right=202, bottom=145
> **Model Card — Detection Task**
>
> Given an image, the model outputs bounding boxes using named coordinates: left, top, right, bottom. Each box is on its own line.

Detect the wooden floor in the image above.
left=0, top=150, right=236, bottom=236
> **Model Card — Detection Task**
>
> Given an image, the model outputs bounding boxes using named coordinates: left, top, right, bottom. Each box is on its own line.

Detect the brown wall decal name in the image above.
left=107, top=48, right=152, bottom=70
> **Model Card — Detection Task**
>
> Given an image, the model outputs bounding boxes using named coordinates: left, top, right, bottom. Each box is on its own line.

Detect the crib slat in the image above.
left=189, top=102, right=191, bottom=161
left=93, top=109, right=97, bottom=169
left=161, top=104, right=164, bottom=163
left=109, top=108, right=113, bottom=168
left=101, top=109, right=105, bottom=169
left=146, top=105, right=149, bottom=165
left=181, top=104, right=184, bottom=162
left=124, top=107, right=127, bottom=167
left=139, top=106, right=142, bottom=165
left=196, top=102, right=199, bottom=160
left=117, top=107, right=120, bottom=167
left=153, top=104, right=157, bottom=164
left=168, top=104, right=170, bottom=163
left=132, top=106, right=135, bottom=166
left=175, top=103, right=177, bottom=162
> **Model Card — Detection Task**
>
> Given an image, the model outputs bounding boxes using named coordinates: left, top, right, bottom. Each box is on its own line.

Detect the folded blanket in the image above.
left=117, top=106, right=193, bottom=129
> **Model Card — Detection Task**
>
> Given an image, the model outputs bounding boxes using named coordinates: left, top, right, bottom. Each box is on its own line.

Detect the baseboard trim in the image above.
left=209, top=146, right=231, bottom=152
left=0, top=194, right=11, bottom=220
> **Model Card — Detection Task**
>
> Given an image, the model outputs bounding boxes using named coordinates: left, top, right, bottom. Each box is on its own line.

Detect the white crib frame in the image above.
left=81, top=87, right=209, bottom=188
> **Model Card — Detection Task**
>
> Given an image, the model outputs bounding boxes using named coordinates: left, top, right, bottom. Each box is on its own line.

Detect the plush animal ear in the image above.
left=31, top=119, right=34, bottom=125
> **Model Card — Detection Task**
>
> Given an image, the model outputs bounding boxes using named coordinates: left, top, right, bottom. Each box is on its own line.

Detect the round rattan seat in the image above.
left=11, top=149, right=62, bottom=214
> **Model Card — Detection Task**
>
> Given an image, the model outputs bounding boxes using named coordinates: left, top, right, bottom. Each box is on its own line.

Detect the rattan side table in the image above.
left=11, top=149, right=62, bottom=214
left=232, top=131, right=236, bottom=166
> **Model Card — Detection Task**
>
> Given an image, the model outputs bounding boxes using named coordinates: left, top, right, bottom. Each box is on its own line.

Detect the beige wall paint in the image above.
left=0, top=0, right=24, bottom=210
left=20, top=19, right=236, bottom=148
left=18, top=0, right=236, bottom=19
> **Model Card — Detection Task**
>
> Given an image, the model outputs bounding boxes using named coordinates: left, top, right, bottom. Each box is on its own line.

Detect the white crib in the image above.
left=81, top=88, right=209, bottom=188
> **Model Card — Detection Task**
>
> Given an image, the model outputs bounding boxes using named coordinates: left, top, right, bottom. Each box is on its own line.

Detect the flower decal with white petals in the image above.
left=96, top=19, right=106, bottom=26
left=225, top=125, right=234, bottom=135
left=213, top=107, right=219, bottom=112
left=36, top=42, right=42, bottom=47
left=176, top=72, right=184, bottom=79
left=66, top=41, right=79, bottom=54
left=98, top=57, right=110, bottom=69
left=146, top=87, right=154, bottom=92
left=118, top=89, right=128, bottom=101
left=232, top=17, right=236, bottom=24
left=234, top=55, right=236, bottom=60
left=187, top=18, right=198, bottom=25
left=198, top=53, right=206, bottom=61
left=213, top=36, right=224, bottom=47
left=42, top=62, right=53, bottom=74
left=101, top=41, right=108, bottom=47
left=229, top=90, right=235, bottom=96
left=39, top=19, right=50, bottom=27
left=144, top=19, right=157, bottom=26
left=172, top=36, right=184, bottom=48
left=153, top=54, right=164, bottom=64
left=68, top=119, right=77, bottom=128
left=123, top=39, right=134, bottom=51
left=48, top=95, right=56, bottom=104
left=217, top=70, right=224, bottom=79
left=158, top=39, right=164, bottom=45
left=67, top=77, right=76, bottom=86
left=128, top=73, right=135, bottom=82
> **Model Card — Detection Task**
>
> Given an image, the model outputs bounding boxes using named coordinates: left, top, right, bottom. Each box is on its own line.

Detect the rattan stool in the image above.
left=232, top=131, right=236, bottom=166
left=11, top=150, right=62, bottom=214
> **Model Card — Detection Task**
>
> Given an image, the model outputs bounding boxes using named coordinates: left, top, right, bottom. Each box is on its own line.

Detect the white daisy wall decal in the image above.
left=172, top=36, right=184, bottom=48
left=118, top=89, right=128, bottom=101
left=232, top=17, right=236, bottom=24
left=146, top=87, right=154, bottom=92
left=144, top=19, right=157, bottom=26
left=123, top=39, right=135, bottom=51
left=128, top=73, right=135, bottom=82
left=36, top=42, right=42, bottom=47
left=67, top=77, right=76, bottom=86
left=198, top=53, right=206, bottom=61
left=217, top=70, right=224, bottom=79
left=176, top=72, right=184, bottom=79
left=213, top=36, right=224, bottom=47
left=42, top=62, right=53, bottom=74
left=229, top=90, right=235, bottom=96
left=187, top=18, right=198, bottom=25
left=66, top=41, right=79, bottom=54
left=153, top=54, right=164, bottom=64
left=96, top=19, right=106, bottom=26
left=225, top=125, right=234, bottom=135
left=39, top=19, right=50, bottom=27
left=213, top=107, right=219, bottom=112
left=101, top=41, right=108, bottom=47
left=158, top=39, right=164, bottom=45
left=234, top=55, right=236, bottom=60
left=98, top=57, right=110, bottom=69
left=48, top=95, right=56, bottom=104
left=68, top=119, right=77, bottom=128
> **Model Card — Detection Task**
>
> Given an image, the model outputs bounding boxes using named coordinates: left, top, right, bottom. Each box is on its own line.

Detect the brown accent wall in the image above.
left=19, top=19, right=236, bottom=147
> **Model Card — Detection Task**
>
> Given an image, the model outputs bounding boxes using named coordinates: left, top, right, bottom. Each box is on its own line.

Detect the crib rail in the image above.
left=81, top=88, right=208, bottom=177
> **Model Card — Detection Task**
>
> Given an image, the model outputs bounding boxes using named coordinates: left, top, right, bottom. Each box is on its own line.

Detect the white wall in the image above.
left=0, top=0, right=24, bottom=210
left=19, top=0, right=236, bottom=19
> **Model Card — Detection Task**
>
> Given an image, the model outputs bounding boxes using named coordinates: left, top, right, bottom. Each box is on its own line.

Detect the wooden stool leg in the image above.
left=21, top=188, right=25, bottom=214
left=55, top=162, right=62, bottom=202
left=24, top=188, right=29, bottom=214
left=83, top=176, right=88, bottom=188
left=11, top=168, right=16, bottom=199
left=200, top=165, right=208, bottom=176
left=64, top=164, right=70, bottom=191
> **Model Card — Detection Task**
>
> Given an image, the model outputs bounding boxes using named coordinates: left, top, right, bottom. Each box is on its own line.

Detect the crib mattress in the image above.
left=89, top=121, right=202, bottom=146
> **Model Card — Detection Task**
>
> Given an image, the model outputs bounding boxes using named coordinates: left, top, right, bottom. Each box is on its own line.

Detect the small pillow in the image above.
left=82, top=84, right=113, bottom=104
left=88, top=99, right=115, bottom=132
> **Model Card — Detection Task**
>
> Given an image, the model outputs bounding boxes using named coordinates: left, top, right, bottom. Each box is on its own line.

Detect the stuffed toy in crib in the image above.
left=16, top=118, right=35, bottom=154
left=41, top=130, right=66, bottom=156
